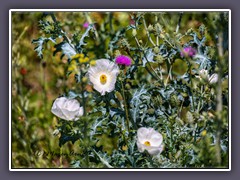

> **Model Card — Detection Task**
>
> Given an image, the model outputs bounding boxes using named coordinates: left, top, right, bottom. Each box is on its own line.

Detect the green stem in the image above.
left=134, top=36, right=162, bottom=81
left=80, top=71, right=89, bottom=167
left=164, top=65, right=172, bottom=86
left=215, top=31, right=224, bottom=166
left=197, top=85, right=204, bottom=113
left=120, top=78, right=130, bottom=132
left=142, top=16, right=156, bottom=47
left=59, top=146, right=63, bottom=168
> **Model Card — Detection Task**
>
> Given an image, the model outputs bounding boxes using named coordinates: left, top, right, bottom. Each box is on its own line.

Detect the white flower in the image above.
left=87, top=59, right=119, bottom=96
left=199, top=69, right=209, bottom=80
left=137, top=127, right=164, bottom=156
left=209, top=73, right=218, bottom=84
left=197, top=69, right=218, bottom=84
left=51, top=97, right=83, bottom=121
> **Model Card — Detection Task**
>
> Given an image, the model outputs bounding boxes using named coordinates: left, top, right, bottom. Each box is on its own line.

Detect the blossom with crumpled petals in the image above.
left=137, top=127, right=164, bottom=156
left=51, top=97, right=83, bottom=121
left=198, top=69, right=218, bottom=84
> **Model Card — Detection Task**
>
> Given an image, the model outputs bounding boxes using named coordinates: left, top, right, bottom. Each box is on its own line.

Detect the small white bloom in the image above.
left=199, top=69, right=209, bottom=80
left=137, top=127, right=164, bottom=156
left=197, top=69, right=218, bottom=84
left=51, top=97, right=83, bottom=121
left=87, top=59, right=119, bottom=96
left=209, top=73, right=218, bottom=84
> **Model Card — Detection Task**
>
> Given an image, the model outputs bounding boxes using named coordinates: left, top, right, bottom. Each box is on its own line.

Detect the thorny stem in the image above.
left=164, top=65, right=172, bottom=86
left=59, top=146, right=63, bottom=168
left=84, top=12, right=100, bottom=43
left=175, top=12, right=183, bottom=34
left=120, top=76, right=130, bottom=132
left=142, top=17, right=156, bottom=47
left=50, top=13, right=75, bottom=50
left=197, top=85, right=204, bottom=113
left=134, top=37, right=162, bottom=81
left=215, top=31, right=224, bottom=166
left=80, top=68, right=90, bottom=167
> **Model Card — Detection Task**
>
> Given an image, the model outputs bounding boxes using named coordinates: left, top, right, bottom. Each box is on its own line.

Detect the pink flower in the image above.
left=115, top=55, right=132, bottom=66
left=130, top=19, right=135, bottom=25
left=180, top=46, right=197, bottom=57
left=83, top=22, right=89, bottom=28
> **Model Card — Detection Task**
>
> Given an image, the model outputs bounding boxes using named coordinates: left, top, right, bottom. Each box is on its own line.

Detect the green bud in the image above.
left=114, top=50, right=121, bottom=57
left=176, top=117, right=184, bottom=126
left=186, top=111, right=194, bottom=124
left=115, top=91, right=123, bottom=101
left=88, top=93, right=93, bottom=99
left=147, top=24, right=154, bottom=32
left=125, top=83, right=131, bottom=90
left=154, top=55, right=164, bottom=64
left=153, top=46, right=160, bottom=54
left=160, top=33, right=165, bottom=38
left=187, top=28, right=193, bottom=34
left=52, top=129, right=60, bottom=136
left=107, top=49, right=113, bottom=56
left=175, top=150, right=182, bottom=159
left=82, top=77, right=88, bottom=83
left=147, top=108, right=155, bottom=115
left=181, top=92, right=188, bottom=98
left=132, top=29, right=137, bottom=37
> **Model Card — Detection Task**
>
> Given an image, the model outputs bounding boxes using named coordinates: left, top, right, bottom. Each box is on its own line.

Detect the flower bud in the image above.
left=187, top=28, right=193, bottom=34
left=52, top=129, right=60, bottom=136
left=132, top=29, right=137, bottom=37
left=160, top=33, right=165, bottom=39
left=153, top=47, right=160, bottom=54
left=147, top=108, right=155, bottom=115
left=114, top=50, right=121, bottom=57
left=82, top=77, right=88, bottom=83
left=90, top=60, right=96, bottom=66
left=154, top=55, right=164, bottom=64
left=125, top=83, right=131, bottom=90
left=115, top=91, right=123, bottom=101
left=201, top=130, right=207, bottom=137
left=147, top=24, right=154, bottom=32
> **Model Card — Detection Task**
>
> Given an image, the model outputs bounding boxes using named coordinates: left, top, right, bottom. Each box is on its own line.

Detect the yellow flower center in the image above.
left=100, top=74, right=107, bottom=84
left=144, top=141, right=151, bottom=146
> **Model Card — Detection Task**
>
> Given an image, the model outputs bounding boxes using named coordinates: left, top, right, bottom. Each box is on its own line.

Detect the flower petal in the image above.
left=87, top=59, right=119, bottom=95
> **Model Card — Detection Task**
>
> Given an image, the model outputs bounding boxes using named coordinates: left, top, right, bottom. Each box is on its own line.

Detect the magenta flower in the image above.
left=130, top=19, right=135, bottom=25
left=83, top=22, right=89, bottom=28
left=115, top=55, right=132, bottom=66
left=180, top=46, right=197, bottom=57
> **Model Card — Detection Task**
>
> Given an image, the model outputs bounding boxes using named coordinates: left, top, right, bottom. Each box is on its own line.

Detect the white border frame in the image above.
left=9, top=9, right=231, bottom=171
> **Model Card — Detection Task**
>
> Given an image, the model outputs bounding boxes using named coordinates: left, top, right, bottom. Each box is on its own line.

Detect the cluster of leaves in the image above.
left=14, top=11, right=229, bottom=169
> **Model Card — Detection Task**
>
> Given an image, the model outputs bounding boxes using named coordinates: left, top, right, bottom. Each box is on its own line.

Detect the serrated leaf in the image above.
left=32, top=37, right=56, bottom=59
left=76, top=24, right=94, bottom=52
left=142, top=48, right=155, bottom=67
left=130, top=86, right=150, bottom=123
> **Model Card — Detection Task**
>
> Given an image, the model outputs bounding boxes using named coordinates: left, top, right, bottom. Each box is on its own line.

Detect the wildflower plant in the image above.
left=12, top=11, right=229, bottom=169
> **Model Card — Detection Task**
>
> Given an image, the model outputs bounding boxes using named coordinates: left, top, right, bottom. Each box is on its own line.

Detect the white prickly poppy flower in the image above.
left=137, top=127, right=164, bottom=156
left=199, top=69, right=209, bottom=80
left=198, top=69, right=219, bottom=84
left=87, top=59, right=120, bottom=96
left=209, top=73, right=218, bottom=84
left=51, top=96, right=83, bottom=121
